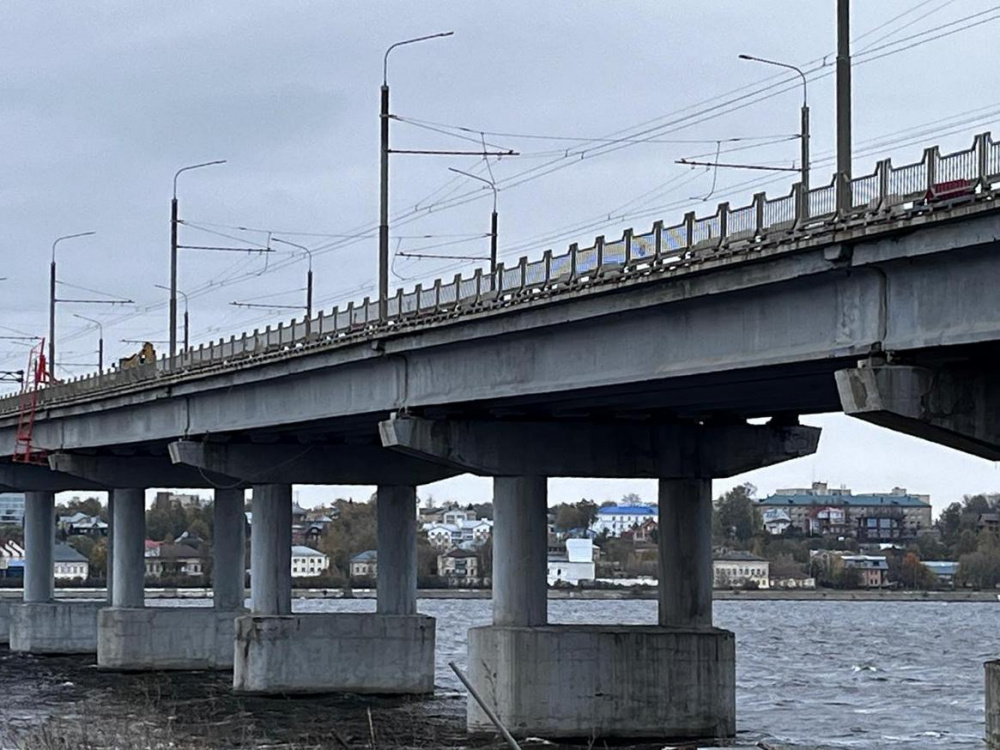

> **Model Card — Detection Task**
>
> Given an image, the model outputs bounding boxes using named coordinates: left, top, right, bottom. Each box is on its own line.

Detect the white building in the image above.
left=591, top=504, right=657, bottom=537
left=762, top=508, right=791, bottom=535
left=422, top=518, right=493, bottom=549
left=713, top=551, right=770, bottom=589
left=547, top=538, right=596, bottom=585
left=291, top=545, right=329, bottom=578
left=54, top=543, right=89, bottom=581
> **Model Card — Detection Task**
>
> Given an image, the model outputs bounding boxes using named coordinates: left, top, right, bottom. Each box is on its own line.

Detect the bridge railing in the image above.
left=3, top=132, right=999, bottom=414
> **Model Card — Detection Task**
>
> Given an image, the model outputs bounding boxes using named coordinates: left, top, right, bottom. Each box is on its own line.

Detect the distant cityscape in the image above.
left=0, top=480, right=996, bottom=592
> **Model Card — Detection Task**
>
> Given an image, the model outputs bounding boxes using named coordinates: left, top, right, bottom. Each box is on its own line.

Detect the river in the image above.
left=0, top=598, right=993, bottom=748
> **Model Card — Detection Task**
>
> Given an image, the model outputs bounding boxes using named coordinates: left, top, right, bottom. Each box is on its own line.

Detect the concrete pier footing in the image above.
left=233, top=613, right=435, bottom=694
left=987, top=660, right=1000, bottom=749
left=98, top=607, right=243, bottom=670
left=9, top=601, right=103, bottom=654
left=467, top=624, right=735, bottom=740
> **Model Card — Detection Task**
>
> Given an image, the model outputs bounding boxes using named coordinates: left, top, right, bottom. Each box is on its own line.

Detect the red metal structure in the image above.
left=13, top=339, right=48, bottom=465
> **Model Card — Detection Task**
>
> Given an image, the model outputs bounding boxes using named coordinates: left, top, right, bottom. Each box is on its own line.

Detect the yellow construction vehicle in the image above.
left=118, top=342, right=156, bottom=370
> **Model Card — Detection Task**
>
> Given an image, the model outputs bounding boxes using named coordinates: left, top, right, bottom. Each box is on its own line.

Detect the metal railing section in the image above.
left=3, top=132, right=999, bottom=414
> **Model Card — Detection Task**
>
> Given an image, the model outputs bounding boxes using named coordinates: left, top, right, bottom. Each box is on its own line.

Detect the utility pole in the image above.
left=72, top=313, right=104, bottom=371
left=836, top=0, right=853, bottom=213
left=271, top=238, right=314, bottom=330
left=738, top=54, right=809, bottom=218
left=49, top=232, right=97, bottom=381
left=171, top=160, right=226, bottom=358
left=380, top=32, right=455, bottom=321
left=448, top=167, right=499, bottom=281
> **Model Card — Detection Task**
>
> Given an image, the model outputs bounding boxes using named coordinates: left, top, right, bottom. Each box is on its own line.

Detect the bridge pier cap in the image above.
left=837, top=360, right=1000, bottom=460
left=379, top=415, right=820, bottom=477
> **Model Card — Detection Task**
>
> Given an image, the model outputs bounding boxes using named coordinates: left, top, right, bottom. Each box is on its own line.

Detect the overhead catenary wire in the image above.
left=45, top=5, right=1000, bottom=361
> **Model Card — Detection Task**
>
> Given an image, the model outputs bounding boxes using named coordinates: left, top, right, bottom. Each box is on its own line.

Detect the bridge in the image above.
left=2, top=131, right=999, bottom=741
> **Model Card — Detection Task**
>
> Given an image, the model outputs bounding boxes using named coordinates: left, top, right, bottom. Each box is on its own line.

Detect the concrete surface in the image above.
left=376, top=485, right=417, bottom=616
left=250, top=484, right=291, bottom=616
left=8, top=601, right=104, bottom=654
left=98, top=607, right=242, bottom=670
left=0, top=600, right=10, bottom=644
left=493, top=476, right=548, bottom=627
left=24, top=491, right=55, bottom=603
left=4, top=207, right=1000, bottom=459
left=988, top=660, right=1000, bottom=750
left=233, top=613, right=435, bottom=695
left=112, top=488, right=146, bottom=608
left=467, top=624, right=735, bottom=740
left=659, top=478, right=713, bottom=628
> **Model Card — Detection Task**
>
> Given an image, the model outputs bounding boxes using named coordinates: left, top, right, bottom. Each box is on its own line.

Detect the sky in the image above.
left=2, top=2, right=999, bottom=516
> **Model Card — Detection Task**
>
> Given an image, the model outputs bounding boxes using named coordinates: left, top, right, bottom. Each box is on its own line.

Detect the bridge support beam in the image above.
left=235, top=481, right=434, bottom=695
left=382, top=419, right=802, bottom=741
left=10, top=490, right=103, bottom=654
left=836, top=362, right=1000, bottom=460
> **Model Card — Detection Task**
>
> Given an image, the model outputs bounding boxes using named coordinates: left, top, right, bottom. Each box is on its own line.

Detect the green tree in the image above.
left=898, top=552, right=935, bottom=589
left=553, top=500, right=599, bottom=532
left=714, top=483, right=760, bottom=543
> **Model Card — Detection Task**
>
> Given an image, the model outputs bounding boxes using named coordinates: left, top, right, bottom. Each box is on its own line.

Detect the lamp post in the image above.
left=171, top=160, right=226, bottom=358
left=448, top=167, right=498, bottom=280
left=380, top=32, right=454, bottom=321
left=836, top=0, right=853, bottom=212
left=155, top=284, right=189, bottom=352
left=49, top=232, right=97, bottom=380
left=71, top=313, right=104, bottom=371
left=738, top=54, right=810, bottom=216
left=271, top=238, right=314, bottom=326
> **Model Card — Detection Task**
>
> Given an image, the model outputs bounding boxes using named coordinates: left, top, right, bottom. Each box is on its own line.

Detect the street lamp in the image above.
left=380, top=32, right=454, bottom=321
left=171, top=160, right=226, bottom=357
left=271, top=237, right=314, bottom=327
left=448, top=167, right=498, bottom=280
left=49, top=232, right=96, bottom=380
left=739, top=54, right=810, bottom=216
left=72, top=313, right=104, bottom=371
left=154, top=284, right=189, bottom=352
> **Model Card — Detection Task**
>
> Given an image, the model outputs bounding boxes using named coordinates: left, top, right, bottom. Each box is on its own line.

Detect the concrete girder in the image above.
left=48, top=453, right=245, bottom=490
left=168, top=440, right=459, bottom=486
left=379, top=417, right=821, bottom=478
left=0, top=463, right=103, bottom=492
left=836, top=362, right=1000, bottom=461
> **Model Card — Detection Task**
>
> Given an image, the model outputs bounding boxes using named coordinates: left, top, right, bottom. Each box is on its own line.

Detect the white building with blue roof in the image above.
left=592, top=504, right=657, bottom=537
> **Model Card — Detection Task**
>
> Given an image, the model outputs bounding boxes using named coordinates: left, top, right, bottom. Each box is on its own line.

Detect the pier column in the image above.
left=111, top=488, right=145, bottom=608
left=24, top=491, right=55, bottom=603
left=658, top=478, right=713, bottom=628
left=106, top=492, right=114, bottom=604
left=213, top=488, right=246, bottom=611
left=376, top=485, right=417, bottom=615
left=250, top=484, right=291, bottom=615
left=493, top=476, right=548, bottom=627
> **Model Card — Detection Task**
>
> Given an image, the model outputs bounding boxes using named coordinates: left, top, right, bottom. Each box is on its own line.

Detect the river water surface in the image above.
left=0, top=598, right=993, bottom=748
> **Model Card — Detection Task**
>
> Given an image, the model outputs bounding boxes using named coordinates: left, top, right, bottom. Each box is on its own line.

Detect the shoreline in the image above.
left=0, top=587, right=996, bottom=602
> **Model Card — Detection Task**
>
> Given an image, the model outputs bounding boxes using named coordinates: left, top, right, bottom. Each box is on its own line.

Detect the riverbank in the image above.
left=1, top=586, right=996, bottom=602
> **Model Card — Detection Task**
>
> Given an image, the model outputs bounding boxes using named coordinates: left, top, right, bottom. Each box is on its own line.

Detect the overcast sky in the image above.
left=3, top=2, right=999, bottom=515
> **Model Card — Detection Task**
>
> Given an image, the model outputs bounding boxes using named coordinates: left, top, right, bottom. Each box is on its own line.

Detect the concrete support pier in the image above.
left=988, top=660, right=1000, bottom=749
left=467, top=475, right=735, bottom=741
left=658, top=478, right=713, bottom=628
left=234, top=483, right=434, bottom=695
left=493, top=476, right=548, bottom=627
left=99, top=487, right=245, bottom=671
left=213, top=488, right=246, bottom=611
left=10, top=491, right=102, bottom=654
